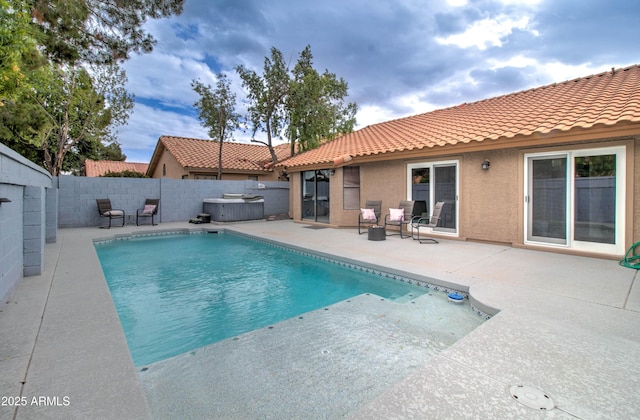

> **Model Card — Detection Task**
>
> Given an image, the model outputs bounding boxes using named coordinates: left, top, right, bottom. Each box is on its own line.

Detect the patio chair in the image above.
left=136, top=198, right=159, bottom=226
left=96, top=199, right=125, bottom=229
left=384, top=200, right=427, bottom=238
left=411, top=201, right=445, bottom=243
left=358, top=200, right=382, bottom=234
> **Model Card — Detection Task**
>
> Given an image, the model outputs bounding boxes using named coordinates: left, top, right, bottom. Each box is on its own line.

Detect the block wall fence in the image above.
left=56, top=176, right=290, bottom=227
left=0, top=144, right=55, bottom=305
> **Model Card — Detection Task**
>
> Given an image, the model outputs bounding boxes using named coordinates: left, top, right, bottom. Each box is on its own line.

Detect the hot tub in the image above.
left=203, top=195, right=264, bottom=222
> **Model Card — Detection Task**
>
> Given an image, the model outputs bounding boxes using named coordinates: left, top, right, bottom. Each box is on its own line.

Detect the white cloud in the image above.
left=540, top=62, right=613, bottom=83
left=487, top=54, right=539, bottom=69
left=355, top=94, right=436, bottom=128
left=355, top=104, right=397, bottom=128
left=116, top=103, right=208, bottom=162
left=436, top=15, right=537, bottom=50
left=124, top=53, right=217, bottom=108
left=499, top=0, right=542, bottom=5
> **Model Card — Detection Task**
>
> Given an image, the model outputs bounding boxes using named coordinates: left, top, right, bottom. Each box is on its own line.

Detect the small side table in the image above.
left=367, top=226, right=386, bottom=241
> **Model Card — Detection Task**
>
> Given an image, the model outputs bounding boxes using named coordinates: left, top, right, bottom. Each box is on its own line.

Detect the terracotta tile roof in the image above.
left=85, top=160, right=149, bottom=177
left=280, top=64, right=640, bottom=169
left=156, top=136, right=290, bottom=172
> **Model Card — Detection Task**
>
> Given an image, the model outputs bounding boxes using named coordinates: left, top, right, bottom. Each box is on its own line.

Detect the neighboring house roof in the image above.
left=147, top=136, right=291, bottom=175
left=280, top=64, right=640, bottom=169
left=85, top=159, right=149, bottom=177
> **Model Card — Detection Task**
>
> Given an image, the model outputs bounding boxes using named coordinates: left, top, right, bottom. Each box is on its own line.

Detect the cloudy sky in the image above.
left=117, top=0, right=640, bottom=163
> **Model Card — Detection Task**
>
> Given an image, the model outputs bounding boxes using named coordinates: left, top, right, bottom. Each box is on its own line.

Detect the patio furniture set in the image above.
left=96, top=198, right=159, bottom=228
left=359, top=199, right=444, bottom=244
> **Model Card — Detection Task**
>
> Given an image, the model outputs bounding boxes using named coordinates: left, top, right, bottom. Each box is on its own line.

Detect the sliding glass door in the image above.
left=525, top=146, right=625, bottom=254
left=302, top=170, right=331, bottom=223
left=407, top=160, right=458, bottom=234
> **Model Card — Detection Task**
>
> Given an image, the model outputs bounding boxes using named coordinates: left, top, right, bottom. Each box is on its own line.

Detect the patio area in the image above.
left=1, top=220, right=639, bottom=419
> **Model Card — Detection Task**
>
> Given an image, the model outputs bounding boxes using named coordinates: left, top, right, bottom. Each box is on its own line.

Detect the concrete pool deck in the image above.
left=1, top=220, right=639, bottom=419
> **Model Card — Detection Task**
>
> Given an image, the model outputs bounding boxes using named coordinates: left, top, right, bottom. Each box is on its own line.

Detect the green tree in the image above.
left=236, top=47, right=290, bottom=164
left=102, top=170, right=147, bottom=178
left=192, top=74, right=241, bottom=180
left=1, top=0, right=183, bottom=173
left=21, top=62, right=133, bottom=175
left=287, top=45, right=357, bottom=154
left=29, top=0, right=185, bottom=65
left=0, top=0, right=39, bottom=103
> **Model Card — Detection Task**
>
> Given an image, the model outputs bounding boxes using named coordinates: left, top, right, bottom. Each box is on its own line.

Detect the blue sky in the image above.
left=117, top=0, right=640, bottom=163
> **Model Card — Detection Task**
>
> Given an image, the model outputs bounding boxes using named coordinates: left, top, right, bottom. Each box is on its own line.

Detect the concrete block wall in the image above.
left=46, top=187, right=58, bottom=243
left=58, top=176, right=159, bottom=227
left=0, top=143, right=54, bottom=305
left=159, top=178, right=217, bottom=223
left=0, top=184, right=23, bottom=303
left=57, top=176, right=290, bottom=227
left=23, top=186, right=46, bottom=276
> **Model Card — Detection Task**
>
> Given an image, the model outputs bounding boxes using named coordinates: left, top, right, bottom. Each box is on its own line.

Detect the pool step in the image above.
left=393, top=292, right=425, bottom=303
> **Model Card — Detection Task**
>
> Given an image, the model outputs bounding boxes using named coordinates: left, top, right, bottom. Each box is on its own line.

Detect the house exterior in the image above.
left=84, top=160, right=149, bottom=177
left=279, top=64, right=640, bottom=258
left=146, top=135, right=290, bottom=181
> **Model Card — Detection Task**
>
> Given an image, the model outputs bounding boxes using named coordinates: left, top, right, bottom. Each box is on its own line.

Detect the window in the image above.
left=248, top=176, right=258, bottom=181
left=343, top=166, right=360, bottom=210
left=194, top=174, right=217, bottom=180
left=162, top=164, right=166, bottom=176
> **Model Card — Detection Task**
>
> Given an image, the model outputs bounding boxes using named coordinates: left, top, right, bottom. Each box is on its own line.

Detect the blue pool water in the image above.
left=95, top=232, right=430, bottom=366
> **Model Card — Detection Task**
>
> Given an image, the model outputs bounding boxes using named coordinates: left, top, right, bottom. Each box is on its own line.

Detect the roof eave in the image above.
left=282, top=121, right=640, bottom=171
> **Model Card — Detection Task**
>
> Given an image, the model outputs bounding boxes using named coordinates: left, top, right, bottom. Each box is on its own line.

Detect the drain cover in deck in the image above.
left=509, top=385, right=555, bottom=410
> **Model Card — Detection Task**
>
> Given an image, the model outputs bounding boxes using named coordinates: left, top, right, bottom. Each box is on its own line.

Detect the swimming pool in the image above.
left=95, top=231, right=435, bottom=366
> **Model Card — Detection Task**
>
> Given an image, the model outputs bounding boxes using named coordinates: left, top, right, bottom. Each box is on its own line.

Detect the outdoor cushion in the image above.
left=360, top=208, right=377, bottom=221
left=389, top=208, right=404, bottom=222
left=142, top=204, right=156, bottom=214
left=104, top=210, right=124, bottom=216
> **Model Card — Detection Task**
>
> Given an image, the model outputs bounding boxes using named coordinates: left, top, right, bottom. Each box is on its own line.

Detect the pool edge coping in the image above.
left=93, top=226, right=497, bottom=320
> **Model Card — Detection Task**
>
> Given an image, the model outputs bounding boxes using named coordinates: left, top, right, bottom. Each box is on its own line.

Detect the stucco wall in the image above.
left=0, top=143, right=55, bottom=305
left=57, top=175, right=290, bottom=227
left=288, top=135, right=639, bottom=256
left=329, top=162, right=406, bottom=227
left=460, top=150, right=520, bottom=243
left=151, top=151, right=185, bottom=178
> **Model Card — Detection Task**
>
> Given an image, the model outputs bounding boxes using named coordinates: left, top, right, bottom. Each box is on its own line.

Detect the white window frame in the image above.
left=406, top=159, right=459, bottom=237
left=524, top=145, right=626, bottom=255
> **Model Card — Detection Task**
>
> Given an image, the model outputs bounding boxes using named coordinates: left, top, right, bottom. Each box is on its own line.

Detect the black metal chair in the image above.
left=96, top=199, right=125, bottom=228
left=136, top=198, right=159, bottom=226
left=412, top=201, right=445, bottom=243
left=384, top=200, right=426, bottom=238
left=358, top=200, right=382, bottom=234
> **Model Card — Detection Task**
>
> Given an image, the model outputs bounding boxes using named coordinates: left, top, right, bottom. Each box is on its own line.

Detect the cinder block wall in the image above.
left=0, top=184, right=23, bottom=302
left=23, top=186, right=46, bottom=276
left=0, top=143, right=54, bottom=305
left=57, top=176, right=290, bottom=227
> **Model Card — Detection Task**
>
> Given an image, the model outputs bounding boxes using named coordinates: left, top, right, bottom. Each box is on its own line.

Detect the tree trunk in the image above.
left=290, top=130, right=295, bottom=157
left=218, top=138, right=223, bottom=180
left=218, top=111, right=224, bottom=180
left=266, top=119, right=278, bottom=164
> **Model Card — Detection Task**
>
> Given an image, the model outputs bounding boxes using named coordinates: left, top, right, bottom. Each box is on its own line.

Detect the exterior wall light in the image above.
left=481, top=160, right=491, bottom=170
